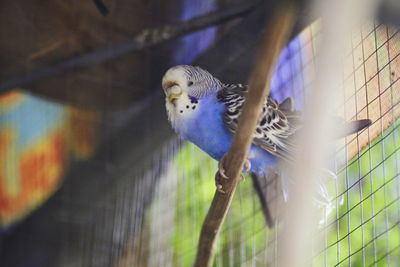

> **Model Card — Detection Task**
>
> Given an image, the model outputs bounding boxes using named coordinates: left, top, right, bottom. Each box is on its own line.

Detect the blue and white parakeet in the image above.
left=162, top=65, right=371, bottom=226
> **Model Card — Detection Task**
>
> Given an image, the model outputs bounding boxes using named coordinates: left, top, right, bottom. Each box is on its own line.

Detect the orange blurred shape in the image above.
left=0, top=131, right=65, bottom=227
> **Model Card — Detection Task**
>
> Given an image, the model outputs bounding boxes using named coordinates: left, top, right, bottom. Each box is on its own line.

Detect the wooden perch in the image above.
left=193, top=4, right=296, bottom=267
left=0, top=0, right=259, bottom=93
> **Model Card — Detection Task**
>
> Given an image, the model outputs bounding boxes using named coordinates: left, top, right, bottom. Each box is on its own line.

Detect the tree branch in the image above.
left=193, top=3, right=296, bottom=267
left=0, top=0, right=259, bottom=93
left=92, top=0, right=109, bottom=16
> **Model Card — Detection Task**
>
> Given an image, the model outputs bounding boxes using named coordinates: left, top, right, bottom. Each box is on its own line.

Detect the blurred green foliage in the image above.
left=149, top=121, right=400, bottom=266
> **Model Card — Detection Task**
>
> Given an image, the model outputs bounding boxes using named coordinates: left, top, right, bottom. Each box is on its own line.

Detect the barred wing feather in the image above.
left=217, top=84, right=301, bottom=162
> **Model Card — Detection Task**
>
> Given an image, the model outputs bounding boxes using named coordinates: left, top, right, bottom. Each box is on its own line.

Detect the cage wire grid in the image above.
left=131, top=20, right=400, bottom=267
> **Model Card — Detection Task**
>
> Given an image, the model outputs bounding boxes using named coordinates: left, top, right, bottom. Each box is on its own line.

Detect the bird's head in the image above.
left=162, top=65, right=223, bottom=126
left=162, top=65, right=222, bottom=106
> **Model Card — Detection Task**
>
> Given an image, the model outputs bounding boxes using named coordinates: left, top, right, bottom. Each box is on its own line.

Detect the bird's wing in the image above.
left=217, top=84, right=301, bottom=162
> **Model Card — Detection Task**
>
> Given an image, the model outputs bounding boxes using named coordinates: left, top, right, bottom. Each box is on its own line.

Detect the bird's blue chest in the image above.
left=179, top=95, right=232, bottom=161
left=175, top=94, right=277, bottom=175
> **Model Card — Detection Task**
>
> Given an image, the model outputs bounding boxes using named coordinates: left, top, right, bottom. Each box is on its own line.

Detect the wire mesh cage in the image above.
left=1, top=2, right=400, bottom=267
left=125, top=20, right=400, bottom=267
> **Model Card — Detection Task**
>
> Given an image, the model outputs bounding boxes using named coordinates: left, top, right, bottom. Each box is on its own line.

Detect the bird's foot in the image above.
left=217, top=154, right=229, bottom=179
left=243, top=159, right=251, bottom=173
left=215, top=154, right=229, bottom=193
left=215, top=155, right=251, bottom=193
left=215, top=172, right=226, bottom=193
left=240, top=159, right=251, bottom=181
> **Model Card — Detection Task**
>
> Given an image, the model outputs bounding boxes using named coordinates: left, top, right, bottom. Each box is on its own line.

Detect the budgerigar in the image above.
left=162, top=65, right=371, bottom=226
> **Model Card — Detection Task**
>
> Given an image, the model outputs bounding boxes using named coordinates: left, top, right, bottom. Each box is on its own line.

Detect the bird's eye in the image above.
left=187, top=81, right=194, bottom=86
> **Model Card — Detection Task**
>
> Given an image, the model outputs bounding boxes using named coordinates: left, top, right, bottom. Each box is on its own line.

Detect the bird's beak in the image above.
left=166, top=85, right=182, bottom=104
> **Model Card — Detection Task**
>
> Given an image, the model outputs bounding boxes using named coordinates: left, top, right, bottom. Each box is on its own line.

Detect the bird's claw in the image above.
left=215, top=172, right=226, bottom=193
left=215, top=155, right=250, bottom=192
left=243, top=159, right=251, bottom=173
left=218, top=154, right=229, bottom=179
left=216, top=173, right=245, bottom=193
left=215, top=154, right=229, bottom=193
left=216, top=183, right=225, bottom=194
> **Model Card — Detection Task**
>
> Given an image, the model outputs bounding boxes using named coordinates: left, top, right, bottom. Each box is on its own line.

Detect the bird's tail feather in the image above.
left=335, top=119, right=372, bottom=138
left=250, top=173, right=274, bottom=228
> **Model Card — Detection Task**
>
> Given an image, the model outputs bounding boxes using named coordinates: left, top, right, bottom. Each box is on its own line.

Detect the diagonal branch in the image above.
left=92, top=0, right=109, bottom=16
left=0, top=0, right=260, bottom=94
left=193, top=3, right=296, bottom=267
